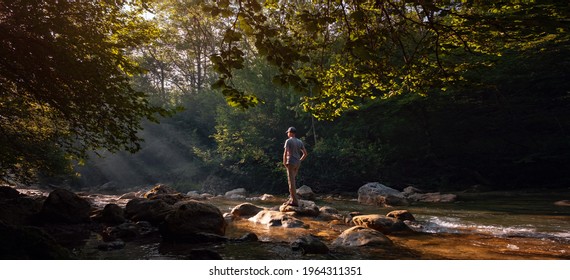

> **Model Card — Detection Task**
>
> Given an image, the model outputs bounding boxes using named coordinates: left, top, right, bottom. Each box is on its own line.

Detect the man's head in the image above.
left=286, top=127, right=296, bottom=136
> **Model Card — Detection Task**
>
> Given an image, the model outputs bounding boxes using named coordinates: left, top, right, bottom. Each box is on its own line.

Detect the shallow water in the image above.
left=55, top=189, right=570, bottom=260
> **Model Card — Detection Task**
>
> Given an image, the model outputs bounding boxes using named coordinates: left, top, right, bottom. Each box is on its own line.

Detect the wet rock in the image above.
left=386, top=210, right=416, bottom=222
left=96, top=204, right=126, bottom=225
left=291, top=235, right=329, bottom=255
left=230, top=203, right=265, bottom=219
left=160, top=201, right=226, bottom=242
left=0, top=221, right=73, bottom=259
left=40, top=189, right=92, bottom=224
left=332, top=226, right=393, bottom=247
left=279, top=200, right=320, bottom=216
left=297, top=185, right=316, bottom=200
left=144, top=184, right=179, bottom=198
left=225, top=188, right=247, bottom=200
left=249, top=210, right=306, bottom=228
left=124, top=198, right=174, bottom=225
left=144, top=185, right=189, bottom=205
left=352, top=214, right=412, bottom=234
left=357, top=182, right=408, bottom=207
left=344, top=212, right=364, bottom=225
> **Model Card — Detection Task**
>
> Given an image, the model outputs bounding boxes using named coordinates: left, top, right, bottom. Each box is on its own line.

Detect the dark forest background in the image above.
left=2, top=0, right=569, bottom=195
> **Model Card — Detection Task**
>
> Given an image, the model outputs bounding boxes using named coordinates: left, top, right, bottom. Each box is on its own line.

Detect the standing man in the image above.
left=283, top=127, right=308, bottom=206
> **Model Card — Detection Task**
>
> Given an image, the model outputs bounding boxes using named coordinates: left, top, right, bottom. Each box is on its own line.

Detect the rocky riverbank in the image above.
left=1, top=183, right=568, bottom=260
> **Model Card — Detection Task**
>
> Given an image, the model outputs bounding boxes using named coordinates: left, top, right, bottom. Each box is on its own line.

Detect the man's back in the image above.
left=284, top=137, right=304, bottom=165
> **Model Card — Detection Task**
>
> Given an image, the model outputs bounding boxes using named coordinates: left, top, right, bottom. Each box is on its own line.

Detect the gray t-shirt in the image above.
left=284, top=137, right=305, bottom=165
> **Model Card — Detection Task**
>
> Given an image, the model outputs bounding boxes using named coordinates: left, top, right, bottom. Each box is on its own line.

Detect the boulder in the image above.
left=279, top=200, right=320, bottom=216
left=357, top=182, right=409, bottom=207
left=332, top=226, right=393, bottom=247
left=0, top=221, right=73, bottom=259
left=144, top=184, right=179, bottom=198
left=144, top=184, right=188, bottom=205
left=124, top=198, right=174, bottom=225
left=248, top=210, right=306, bottom=228
left=352, top=214, right=411, bottom=234
left=230, top=203, right=265, bottom=219
left=225, top=188, right=247, bottom=199
left=40, top=189, right=92, bottom=224
left=291, top=235, right=329, bottom=255
left=160, top=201, right=226, bottom=242
left=296, top=185, right=316, bottom=200
left=386, top=210, right=416, bottom=222
left=99, top=204, right=126, bottom=225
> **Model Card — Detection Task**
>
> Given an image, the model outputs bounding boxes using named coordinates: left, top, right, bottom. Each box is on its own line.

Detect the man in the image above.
left=283, top=127, right=308, bottom=206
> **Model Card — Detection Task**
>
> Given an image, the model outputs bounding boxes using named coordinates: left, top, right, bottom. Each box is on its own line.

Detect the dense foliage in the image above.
left=2, top=1, right=568, bottom=193
left=0, top=0, right=169, bottom=182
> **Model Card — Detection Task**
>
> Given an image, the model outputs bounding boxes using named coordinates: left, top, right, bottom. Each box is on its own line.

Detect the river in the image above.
left=61, top=189, right=569, bottom=260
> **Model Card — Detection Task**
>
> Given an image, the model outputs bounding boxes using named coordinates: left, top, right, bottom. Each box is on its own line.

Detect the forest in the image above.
left=2, top=0, right=569, bottom=196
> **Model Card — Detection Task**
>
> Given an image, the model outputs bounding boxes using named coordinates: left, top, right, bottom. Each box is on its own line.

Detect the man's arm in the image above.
left=300, top=147, right=308, bottom=162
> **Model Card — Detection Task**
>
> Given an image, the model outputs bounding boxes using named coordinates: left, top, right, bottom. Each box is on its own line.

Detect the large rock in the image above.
left=279, top=200, right=320, bottom=216
left=160, top=201, right=226, bottom=242
left=144, top=184, right=179, bottom=198
left=291, top=235, right=329, bottom=255
left=332, top=226, right=393, bottom=247
left=296, top=185, right=316, bottom=200
left=99, top=204, right=126, bottom=225
left=40, top=189, right=92, bottom=224
left=144, top=184, right=188, bottom=205
left=248, top=210, right=306, bottom=228
left=0, top=221, right=73, bottom=259
left=230, top=203, right=265, bottom=219
left=352, top=214, right=411, bottom=234
left=357, top=182, right=409, bottom=207
left=225, top=188, right=247, bottom=200
left=124, top=198, right=174, bottom=225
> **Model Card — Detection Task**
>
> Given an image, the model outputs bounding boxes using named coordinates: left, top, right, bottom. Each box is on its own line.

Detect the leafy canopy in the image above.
left=0, top=0, right=170, bottom=181
left=204, top=0, right=569, bottom=119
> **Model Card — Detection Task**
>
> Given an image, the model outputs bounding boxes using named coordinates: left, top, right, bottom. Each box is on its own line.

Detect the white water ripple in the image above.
left=406, top=216, right=570, bottom=241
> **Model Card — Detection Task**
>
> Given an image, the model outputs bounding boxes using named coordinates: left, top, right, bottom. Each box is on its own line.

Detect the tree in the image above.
left=135, top=0, right=222, bottom=106
left=205, top=0, right=569, bottom=119
left=0, top=0, right=169, bottom=182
